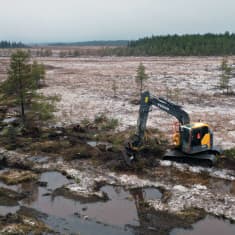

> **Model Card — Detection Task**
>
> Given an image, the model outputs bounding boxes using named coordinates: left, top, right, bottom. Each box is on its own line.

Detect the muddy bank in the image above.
left=0, top=156, right=235, bottom=234
left=0, top=211, right=54, bottom=235
left=1, top=144, right=235, bottom=222
left=0, top=120, right=234, bottom=234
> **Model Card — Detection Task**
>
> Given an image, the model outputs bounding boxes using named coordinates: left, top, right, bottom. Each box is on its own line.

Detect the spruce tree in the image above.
left=219, top=58, right=232, bottom=94
left=135, top=63, right=148, bottom=96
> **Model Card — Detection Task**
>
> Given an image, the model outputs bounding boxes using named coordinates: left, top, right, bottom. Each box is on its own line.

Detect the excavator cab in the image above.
left=180, top=123, right=212, bottom=154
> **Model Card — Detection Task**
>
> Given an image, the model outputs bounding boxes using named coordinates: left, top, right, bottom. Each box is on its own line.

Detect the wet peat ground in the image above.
left=0, top=169, right=163, bottom=234
left=0, top=157, right=235, bottom=235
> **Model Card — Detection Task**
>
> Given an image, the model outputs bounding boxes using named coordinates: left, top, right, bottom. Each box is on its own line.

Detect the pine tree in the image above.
left=1, top=50, right=33, bottom=123
left=135, top=63, right=148, bottom=96
left=219, top=57, right=232, bottom=94
left=0, top=50, right=56, bottom=126
left=31, top=61, right=45, bottom=88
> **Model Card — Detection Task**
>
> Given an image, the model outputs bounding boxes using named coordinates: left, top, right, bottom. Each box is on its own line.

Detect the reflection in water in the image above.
left=85, top=186, right=139, bottom=226
left=1, top=168, right=235, bottom=235
left=21, top=171, right=73, bottom=217
left=171, top=215, right=235, bottom=235
left=18, top=175, right=162, bottom=234
left=20, top=181, right=39, bottom=205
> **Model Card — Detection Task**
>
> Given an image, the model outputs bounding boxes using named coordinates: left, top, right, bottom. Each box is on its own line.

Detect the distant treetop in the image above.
left=0, top=41, right=27, bottom=48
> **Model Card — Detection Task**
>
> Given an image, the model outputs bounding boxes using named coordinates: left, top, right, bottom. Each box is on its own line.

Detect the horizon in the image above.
left=1, top=31, right=234, bottom=45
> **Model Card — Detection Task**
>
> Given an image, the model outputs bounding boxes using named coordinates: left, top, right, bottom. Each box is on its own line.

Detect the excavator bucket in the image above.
left=122, top=149, right=134, bottom=167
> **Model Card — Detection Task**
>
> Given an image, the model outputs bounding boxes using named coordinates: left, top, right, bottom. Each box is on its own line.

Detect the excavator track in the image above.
left=163, top=149, right=218, bottom=167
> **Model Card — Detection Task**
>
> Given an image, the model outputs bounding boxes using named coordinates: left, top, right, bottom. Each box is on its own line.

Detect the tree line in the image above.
left=99, top=32, right=235, bottom=56
left=125, top=32, right=235, bottom=56
left=2, top=32, right=235, bottom=56
left=0, top=41, right=26, bottom=48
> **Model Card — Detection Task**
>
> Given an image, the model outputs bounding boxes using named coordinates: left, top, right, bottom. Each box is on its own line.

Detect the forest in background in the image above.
left=1, top=32, right=235, bottom=56
left=125, top=32, right=235, bottom=56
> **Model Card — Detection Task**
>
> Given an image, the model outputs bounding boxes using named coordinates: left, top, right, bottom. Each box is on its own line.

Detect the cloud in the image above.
left=0, top=0, right=234, bottom=42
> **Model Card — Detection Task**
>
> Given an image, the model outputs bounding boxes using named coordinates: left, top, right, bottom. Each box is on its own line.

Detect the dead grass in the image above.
left=0, top=170, right=38, bottom=185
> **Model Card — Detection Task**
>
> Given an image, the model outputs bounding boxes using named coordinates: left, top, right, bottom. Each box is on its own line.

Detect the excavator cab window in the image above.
left=191, top=126, right=209, bottom=147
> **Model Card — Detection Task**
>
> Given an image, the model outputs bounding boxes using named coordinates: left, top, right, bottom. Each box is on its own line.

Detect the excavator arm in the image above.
left=123, top=91, right=190, bottom=165
left=134, top=91, right=189, bottom=147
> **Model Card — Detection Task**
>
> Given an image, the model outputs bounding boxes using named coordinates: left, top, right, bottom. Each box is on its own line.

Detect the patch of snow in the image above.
left=160, top=160, right=235, bottom=181
left=172, top=185, right=188, bottom=192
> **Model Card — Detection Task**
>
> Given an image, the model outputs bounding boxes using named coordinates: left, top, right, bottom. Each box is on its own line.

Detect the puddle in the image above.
left=171, top=215, right=235, bottom=235
left=82, top=185, right=139, bottom=226
left=0, top=171, right=72, bottom=217
left=0, top=205, right=20, bottom=216
left=142, top=187, right=162, bottom=200
left=19, top=174, right=139, bottom=234
left=39, top=171, right=71, bottom=190
left=19, top=172, right=161, bottom=234
left=42, top=213, right=134, bottom=235
left=20, top=171, right=74, bottom=215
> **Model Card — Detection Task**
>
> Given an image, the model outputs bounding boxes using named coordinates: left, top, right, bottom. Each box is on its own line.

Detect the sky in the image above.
left=0, top=0, right=235, bottom=43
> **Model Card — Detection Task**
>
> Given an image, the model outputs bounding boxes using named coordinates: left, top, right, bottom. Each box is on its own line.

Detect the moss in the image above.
left=0, top=170, right=38, bottom=185
left=0, top=187, right=25, bottom=206
left=177, top=208, right=206, bottom=224
left=224, top=147, right=235, bottom=159
left=100, top=118, right=119, bottom=130
left=134, top=206, right=206, bottom=235
left=30, top=140, right=70, bottom=153
left=75, top=178, right=81, bottom=184
left=0, top=214, right=52, bottom=235
left=94, top=113, right=119, bottom=131
left=64, top=144, right=101, bottom=159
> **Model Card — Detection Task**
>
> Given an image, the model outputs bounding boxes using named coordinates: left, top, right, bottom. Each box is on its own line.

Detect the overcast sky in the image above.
left=1, top=0, right=235, bottom=43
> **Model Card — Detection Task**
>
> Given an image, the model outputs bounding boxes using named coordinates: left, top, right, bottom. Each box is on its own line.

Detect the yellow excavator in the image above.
left=123, top=91, right=221, bottom=166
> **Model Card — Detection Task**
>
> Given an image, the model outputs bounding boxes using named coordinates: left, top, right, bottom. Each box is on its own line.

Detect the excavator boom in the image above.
left=134, top=91, right=190, bottom=148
